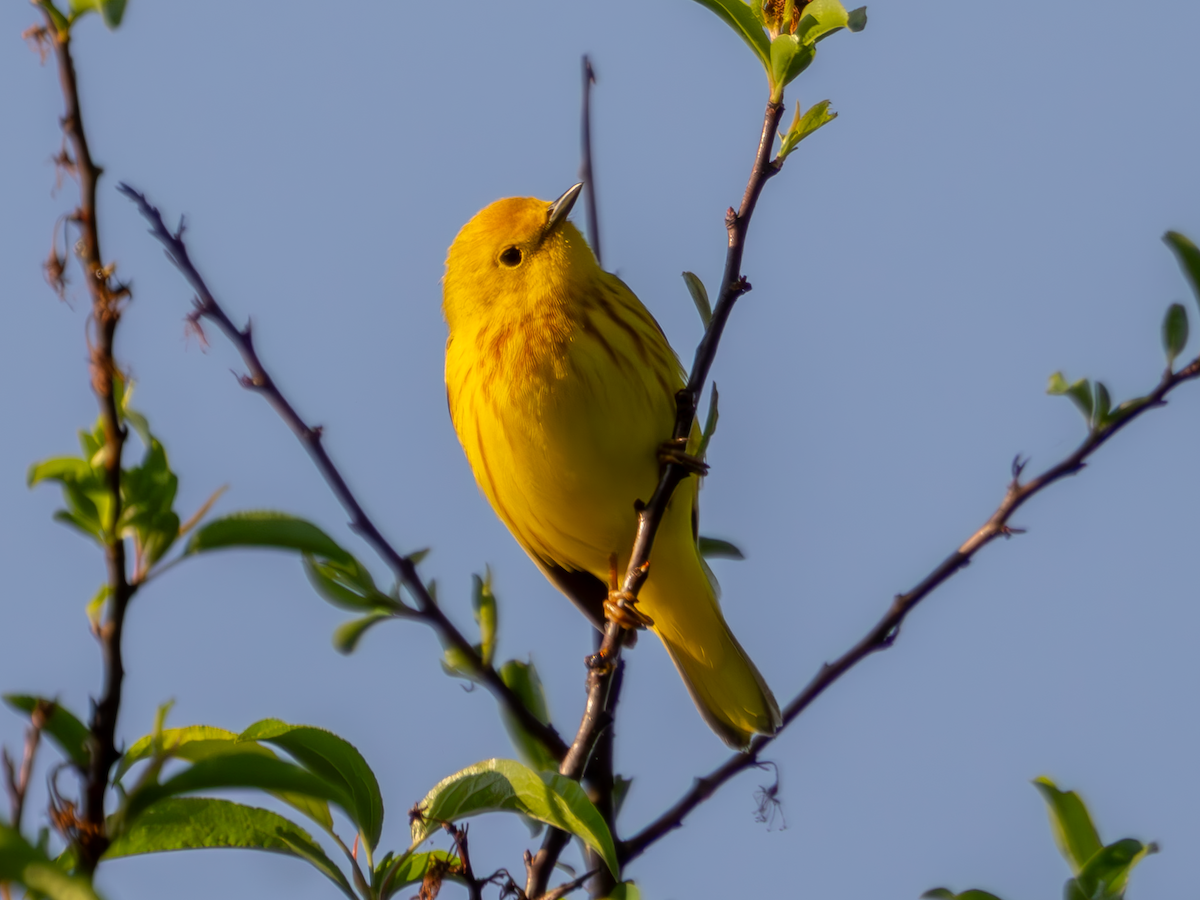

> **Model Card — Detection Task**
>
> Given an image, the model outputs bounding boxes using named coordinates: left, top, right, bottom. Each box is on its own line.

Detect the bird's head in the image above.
left=443, top=184, right=599, bottom=331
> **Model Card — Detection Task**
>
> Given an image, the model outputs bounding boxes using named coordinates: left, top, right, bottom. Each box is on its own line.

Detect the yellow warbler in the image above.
left=443, top=184, right=781, bottom=749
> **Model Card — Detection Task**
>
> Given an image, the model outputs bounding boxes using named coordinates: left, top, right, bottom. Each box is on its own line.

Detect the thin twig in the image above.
left=118, top=184, right=570, bottom=765
left=3, top=701, right=48, bottom=832
left=618, top=355, right=1200, bottom=863
left=580, top=56, right=601, bottom=268
left=527, top=97, right=787, bottom=898
left=41, top=10, right=136, bottom=871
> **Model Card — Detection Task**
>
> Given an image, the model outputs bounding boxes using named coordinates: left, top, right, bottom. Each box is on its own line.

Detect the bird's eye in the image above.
left=498, top=246, right=523, bottom=267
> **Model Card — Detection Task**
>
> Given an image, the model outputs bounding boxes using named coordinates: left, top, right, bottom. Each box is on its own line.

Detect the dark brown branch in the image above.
left=580, top=56, right=601, bottom=268
left=619, top=355, right=1200, bottom=863
left=527, top=98, right=788, bottom=898
left=118, top=184, right=570, bottom=765
left=41, top=11, right=136, bottom=872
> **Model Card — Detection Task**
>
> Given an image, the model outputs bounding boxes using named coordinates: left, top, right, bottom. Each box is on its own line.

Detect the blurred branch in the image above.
left=2, top=702, right=47, bottom=833
left=40, top=9, right=136, bottom=872
left=580, top=55, right=601, bottom=267
left=619, top=353, right=1200, bottom=863
left=118, top=184, right=570, bottom=765
left=528, top=97, right=787, bottom=899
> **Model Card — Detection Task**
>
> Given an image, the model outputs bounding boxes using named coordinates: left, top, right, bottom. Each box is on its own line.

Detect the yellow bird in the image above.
left=443, top=184, right=781, bottom=750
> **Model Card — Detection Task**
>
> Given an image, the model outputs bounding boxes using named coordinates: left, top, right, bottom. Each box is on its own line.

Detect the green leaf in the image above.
left=67, top=0, right=126, bottom=28
left=239, top=719, right=384, bottom=851
left=770, top=33, right=802, bottom=95
left=184, top=511, right=351, bottom=563
left=796, top=0, right=851, bottom=44
left=1046, top=373, right=1093, bottom=423
left=778, top=99, right=837, bottom=160
left=379, top=850, right=459, bottom=899
left=497, top=660, right=558, bottom=772
left=1033, top=777, right=1103, bottom=875
left=304, top=554, right=399, bottom=613
left=847, top=6, right=868, bottom=30
left=1073, top=837, right=1157, bottom=899
left=333, top=612, right=393, bottom=655
left=0, top=824, right=104, bottom=900
left=688, top=0, right=771, bottom=71
left=410, top=759, right=618, bottom=878
left=1162, top=302, right=1189, bottom=368
left=3, top=695, right=90, bottom=769
left=612, top=775, right=632, bottom=821
left=122, top=754, right=353, bottom=828
left=1092, top=382, right=1111, bottom=429
left=602, top=884, right=641, bottom=900
left=115, top=726, right=336, bottom=832
left=695, top=382, right=720, bottom=461
left=920, top=891, right=1005, bottom=900
left=27, top=457, right=93, bottom=488
left=682, top=272, right=712, bottom=328
left=698, top=536, right=745, bottom=560
left=103, top=797, right=355, bottom=899
left=472, top=571, right=498, bottom=668
left=114, top=725, right=270, bottom=783
left=1164, top=230, right=1200, bottom=309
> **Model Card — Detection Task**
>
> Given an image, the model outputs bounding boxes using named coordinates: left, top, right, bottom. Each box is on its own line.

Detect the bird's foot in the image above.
left=604, top=589, right=654, bottom=631
left=658, top=438, right=709, bottom=476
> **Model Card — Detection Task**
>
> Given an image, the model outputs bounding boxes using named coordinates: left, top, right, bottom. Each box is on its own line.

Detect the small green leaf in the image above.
left=769, top=33, right=801, bottom=96
left=498, top=659, right=557, bottom=772
left=698, top=536, right=745, bottom=560
left=696, top=382, right=720, bottom=461
left=1164, top=230, right=1200, bottom=309
left=27, top=457, right=93, bottom=488
left=304, top=554, right=399, bottom=613
left=612, top=775, right=632, bottom=820
left=0, top=824, right=104, bottom=900
left=1162, top=302, right=1189, bottom=368
left=3, top=695, right=90, bottom=769
left=333, top=612, right=393, bottom=655
left=778, top=99, right=837, bottom=160
left=184, top=511, right=351, bottom=563
left=682, top=272, right=712, bottom=328
left=410, top=758, right=618, bottom=878
left=67, top=0, right=125, bottom=28
left=1092, top=382, right=1111, bottom=429
left=1073, top=837, right=1157, bottom=898
left=1033, top=777, right=1103, bottom=875
left=796, top=0, right=851, bottom=44
left=688, top=0, right=771, bottom=71
left=847, top=6, right=868, bottom=30
left=86, top=584, right=110, bottom=633
left=1046, top=373, right=1093, bottom=423
left=472, top=571, right=498, bottom=668
left=102, top=797, right=355, bottom=899
left=239, top=719, right=384, bottom=851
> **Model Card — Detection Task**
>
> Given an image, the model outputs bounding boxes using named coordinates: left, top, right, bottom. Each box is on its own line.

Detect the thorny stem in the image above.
left=527, top=98, right=787, bottom=899
left=618, top=355, right=1200, bottom=863
left=118, top=185, right=570, bottom=767
left=41, top=10, right=136, bottom=871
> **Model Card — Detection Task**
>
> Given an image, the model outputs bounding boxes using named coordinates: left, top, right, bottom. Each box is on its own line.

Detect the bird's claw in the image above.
left=604, top=589, right=654, bottom=631
left=658, top=439, right=709, bottom=476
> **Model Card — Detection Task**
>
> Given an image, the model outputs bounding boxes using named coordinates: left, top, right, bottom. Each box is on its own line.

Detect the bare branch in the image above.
left=619, top=355, right=1200, bottom=863
left=118, top=184, right=570, bottom=765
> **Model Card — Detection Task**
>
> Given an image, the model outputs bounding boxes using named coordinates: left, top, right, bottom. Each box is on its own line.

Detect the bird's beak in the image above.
left=545, top=183, right=584, bottom=237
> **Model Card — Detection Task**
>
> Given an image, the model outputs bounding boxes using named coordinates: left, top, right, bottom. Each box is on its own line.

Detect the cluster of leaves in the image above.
left=35, top=0, right=125, bottom=33
left=3, top=689, right=633, bottom=899
left=1047, top=232, right=1200, bottom=428
left=925, top=778, right=1157, bottom=900
left=689, top=0, right=865, bottom=154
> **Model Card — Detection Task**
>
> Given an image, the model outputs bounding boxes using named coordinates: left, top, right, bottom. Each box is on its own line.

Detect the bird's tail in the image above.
left=641, top=536, right=781, bottom=750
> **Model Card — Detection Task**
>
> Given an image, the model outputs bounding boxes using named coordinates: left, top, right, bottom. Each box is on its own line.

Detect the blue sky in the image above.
left=3, top=1, right=1200, bottom=898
